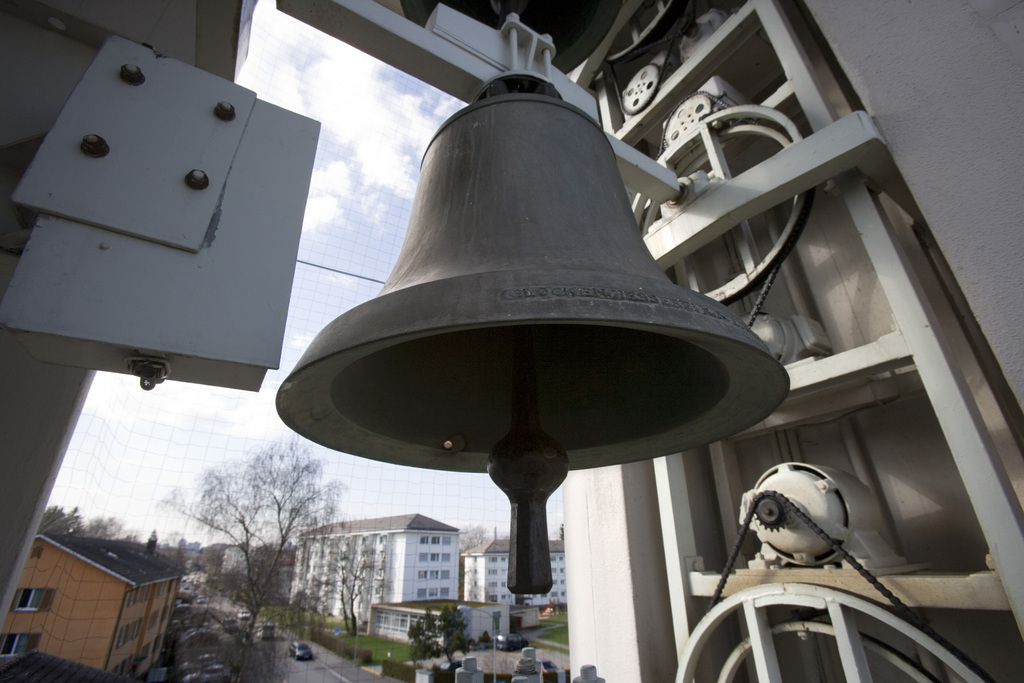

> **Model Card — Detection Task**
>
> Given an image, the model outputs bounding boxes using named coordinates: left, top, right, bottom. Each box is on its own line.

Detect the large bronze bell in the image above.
left=277, top=90, right=789, bottom=593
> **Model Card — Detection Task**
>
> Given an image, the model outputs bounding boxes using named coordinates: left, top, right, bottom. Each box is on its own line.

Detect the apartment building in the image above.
left=463, top=540, right=566, bottom=607
left=292, top=514, right=459, bottom=624
left=1, top=534, right=181, bottom=678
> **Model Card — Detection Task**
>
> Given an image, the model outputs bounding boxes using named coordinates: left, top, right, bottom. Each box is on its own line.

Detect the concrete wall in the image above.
left=801, top=0, right=1024, bottom=410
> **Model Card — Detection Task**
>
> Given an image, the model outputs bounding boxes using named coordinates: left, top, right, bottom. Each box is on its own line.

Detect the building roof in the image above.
left=0, top=650, right=134, bottom=682
left=40, top=534, right=182, bottom=587
left=308, top=513, right=459, bottom=536
left=464, top=539, right=565, bottom=555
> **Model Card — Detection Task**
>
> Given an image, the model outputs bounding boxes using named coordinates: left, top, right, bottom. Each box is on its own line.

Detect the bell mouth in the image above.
left=332, top=322, right=729, bottom=454
left=277, top=269, right=789, bottom=473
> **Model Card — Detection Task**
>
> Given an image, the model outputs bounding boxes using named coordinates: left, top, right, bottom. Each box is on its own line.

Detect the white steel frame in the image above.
left=276, top=0, right=1024, bottom=672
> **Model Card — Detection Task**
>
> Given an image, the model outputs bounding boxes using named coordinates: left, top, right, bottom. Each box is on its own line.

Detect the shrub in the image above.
left=308, top=629, right=372, bottom=664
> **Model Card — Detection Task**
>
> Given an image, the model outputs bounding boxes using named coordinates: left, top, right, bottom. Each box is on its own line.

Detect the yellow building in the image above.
left=1, top=534, right=181, bottom=678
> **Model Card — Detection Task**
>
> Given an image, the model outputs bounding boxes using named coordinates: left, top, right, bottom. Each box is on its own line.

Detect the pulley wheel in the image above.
left=622, top=62, right=662, bottom=115
left=662, top=93, right=716, bottom=148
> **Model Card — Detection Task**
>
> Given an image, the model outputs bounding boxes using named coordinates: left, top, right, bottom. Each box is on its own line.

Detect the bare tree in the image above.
left=82, top=515, right=138, bottom=541
left=167, top=438, right=341, bottom=679
left=38, top=505, right=84, bottom=535
left=295, top=530, right=388, bottom=635
left=335, top=536, right=380, bottom=634
left=459, top=524, right=491, bottom=551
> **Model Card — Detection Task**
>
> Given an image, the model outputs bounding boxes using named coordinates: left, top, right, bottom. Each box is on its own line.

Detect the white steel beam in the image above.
left=644, top=111, right=889, bottom=267
left=654, top=453, right=717, bottom=683
left=840, top=174, right=1024, bottom=634
left=276, top=0, right=680, bottom=201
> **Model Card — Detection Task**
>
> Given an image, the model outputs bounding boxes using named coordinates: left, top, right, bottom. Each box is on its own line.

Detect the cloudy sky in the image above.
left=47, top=2, right=563, bottom=544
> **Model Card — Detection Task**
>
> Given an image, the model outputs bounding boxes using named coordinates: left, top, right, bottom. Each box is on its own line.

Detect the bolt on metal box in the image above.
left=1, top=36, right=320, bottom=391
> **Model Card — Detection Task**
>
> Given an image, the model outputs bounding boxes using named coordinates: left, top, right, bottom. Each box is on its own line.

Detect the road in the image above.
left=281, top=640, right=569, bottom=683
left=282, top=641, right=403, bottom=683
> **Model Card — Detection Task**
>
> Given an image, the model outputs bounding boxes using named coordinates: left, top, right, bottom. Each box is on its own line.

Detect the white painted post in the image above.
left=513, top=647, right=541, bottom=683
left=457, top=657, right=485, bottom=683
left=572, top=664, right=606, bottom=683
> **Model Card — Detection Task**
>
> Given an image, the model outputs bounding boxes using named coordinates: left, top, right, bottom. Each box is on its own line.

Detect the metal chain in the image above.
left=744, top=187, right=816, bottom=324
left=709, top=490, right=997, bottom=682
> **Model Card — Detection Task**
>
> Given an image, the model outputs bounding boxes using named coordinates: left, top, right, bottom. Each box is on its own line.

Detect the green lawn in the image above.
left=541, top=624, right=569, bottom=646
left=260, top=607, right=412, bottom=665
left=330, top=632, right=413, bottom=664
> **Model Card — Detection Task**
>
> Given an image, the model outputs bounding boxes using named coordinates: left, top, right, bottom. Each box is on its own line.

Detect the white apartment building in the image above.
left=291, top=514, right=459, bottom=624
left=463, top=539, right=566, bottom=606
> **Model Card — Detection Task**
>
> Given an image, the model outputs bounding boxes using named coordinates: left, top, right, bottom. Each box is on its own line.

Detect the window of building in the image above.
left=442, top=537, right=451, bottom=546
left=0, top=633, right=39, bottom=655
left=126, top=589, right=137, bottom=607
left=440, top=587, right=450, bottom=597
left=441, top=553, right=451, bottom=562
left=132, top=620, right=141, bottom=638
left=417, top=570, right=427, bottom=579
left=419, top=536, right=429, bottom=544
left=416, top=588, right=427, bottom=599
left=419, top=553, right=428, bottom=562
left=149, top=612, right=158, bottom=629
left=488, top=569, right=498, bottom=575
left=488, top=557, right=497, bottom=563
left=441, top=570, right=450, bottom=580
left=10, top=588, right=53, bottom=612
left=429, top=553, right=439, bottom=561
left=428, top=588, right=439, bottom=597
left=140, top=585, right=150, bottom=602
left=116, top=625, right=129, bottom=648
left=501, top=557, right=506, bottom=563
left=430, top=536, right=440, bottom=544
left=486, top=594, right=497, bottom=602
left=487, top=581, right=497, bottom=588
left=156, top=582, right=165, bottom=597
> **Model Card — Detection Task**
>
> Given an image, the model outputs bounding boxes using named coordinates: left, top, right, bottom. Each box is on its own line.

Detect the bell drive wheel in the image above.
left=634, top=104, right=809, bottom=305
left=675, top=583, right=986, bottom=683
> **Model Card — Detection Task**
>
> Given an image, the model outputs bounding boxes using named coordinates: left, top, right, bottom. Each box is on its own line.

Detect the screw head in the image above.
left=80, top=134, right=109, bottom=158
left=214, top=101, right=236, bottom=121
left=119, top=63, right=145, bottom=85
left=185, top=169, right=210, bottom=190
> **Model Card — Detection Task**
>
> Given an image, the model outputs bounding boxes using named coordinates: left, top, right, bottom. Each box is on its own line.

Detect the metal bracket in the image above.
left=643, top=111, right=909, bottom=268
left=277, top=0, right=680, bottom=201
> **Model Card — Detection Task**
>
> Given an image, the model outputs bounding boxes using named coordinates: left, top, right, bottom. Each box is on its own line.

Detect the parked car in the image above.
left=496, top=633, right=529, bottom=651
left=237, top=609, right=252, bottom=621
left=289, top=641, right=313, bottom=660
left=438, top=659, right=462, bottom=671
left=541, top=660, right=560, bottom=672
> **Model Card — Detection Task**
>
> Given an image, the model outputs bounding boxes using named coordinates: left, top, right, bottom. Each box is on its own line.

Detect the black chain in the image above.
left=743, top=187, right=816, bottom=322
left=709, top=490, right=997, bottom=682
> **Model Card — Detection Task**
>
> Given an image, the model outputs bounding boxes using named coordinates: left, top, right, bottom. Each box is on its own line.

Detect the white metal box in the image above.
left=0, top=36, right=320, bottom=390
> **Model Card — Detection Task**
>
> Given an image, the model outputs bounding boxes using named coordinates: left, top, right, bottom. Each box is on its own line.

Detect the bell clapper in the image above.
left=487, top=326, right=569, bottom=594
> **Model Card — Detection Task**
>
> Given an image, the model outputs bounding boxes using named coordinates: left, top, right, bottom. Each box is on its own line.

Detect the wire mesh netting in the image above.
left=46, top=4, right=565, bottom=599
